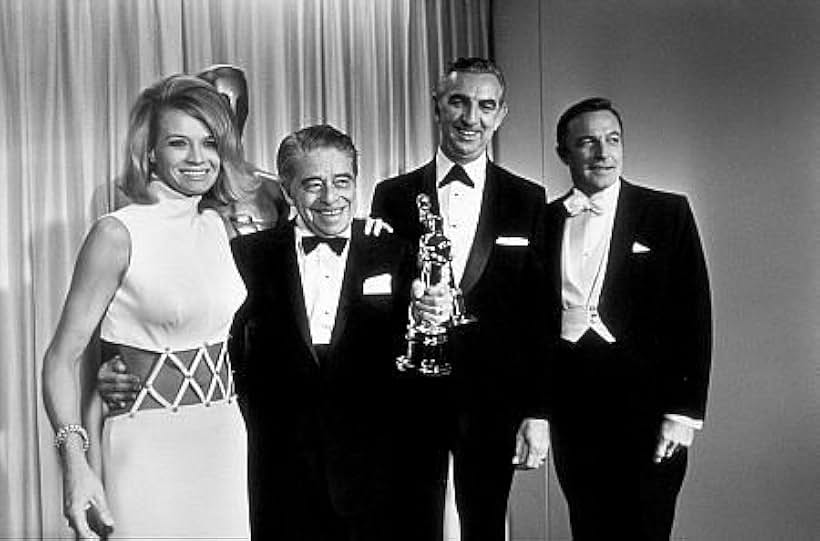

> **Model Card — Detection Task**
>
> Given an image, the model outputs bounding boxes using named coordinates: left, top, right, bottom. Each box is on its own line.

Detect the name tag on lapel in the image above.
left=495, top=236, right=529, bottom=247
left=362, top=273, right=392, bottom=295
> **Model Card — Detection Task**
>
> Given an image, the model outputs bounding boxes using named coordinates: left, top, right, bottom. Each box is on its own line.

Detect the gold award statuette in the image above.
left=396, top=194, right=477, bottom=376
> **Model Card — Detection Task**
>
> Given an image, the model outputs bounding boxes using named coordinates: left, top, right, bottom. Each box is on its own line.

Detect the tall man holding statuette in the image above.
left=371, top=57, right=550, bottom=541
left=536, top=97, right=712, bottom=540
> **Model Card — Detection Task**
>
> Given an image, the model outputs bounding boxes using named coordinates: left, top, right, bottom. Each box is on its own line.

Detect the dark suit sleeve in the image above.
left=371, top=179, right=400, bottom=232
left=371, top=176, right=418, bottom=243
left=520, top=192, right=553, bottom=421
left=390, top=237, right=415, bottom=352
left=371, top=181, right=387, bottom=219
left=664, top=198, right=712, bottom=420
left=520, top=244, right=553, bottom=421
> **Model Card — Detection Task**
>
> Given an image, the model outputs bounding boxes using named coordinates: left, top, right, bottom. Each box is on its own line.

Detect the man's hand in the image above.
left=512, top=418, right=550, bottom=470
left=411, top=280, right=453, bottom=326
left=97, top=355, right=141, bottom=411
left=364, top=216, right=394, bottom=237
left=653, top=418, right=695, bottom=463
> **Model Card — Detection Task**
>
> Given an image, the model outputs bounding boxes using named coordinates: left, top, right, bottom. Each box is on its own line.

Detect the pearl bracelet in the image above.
left=54, top=424, right=90, bottom=452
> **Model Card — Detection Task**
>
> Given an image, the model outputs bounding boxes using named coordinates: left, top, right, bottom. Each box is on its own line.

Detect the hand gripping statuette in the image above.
left=396, top=194, right=476, bottom=376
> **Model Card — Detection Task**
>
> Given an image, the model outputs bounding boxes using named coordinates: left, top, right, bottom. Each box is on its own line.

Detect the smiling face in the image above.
left=152, top=108, right=221, bottom=196
left=284, top=147, right=356, bottom=237
left=560, top=109, right=623, bottom=195
left=435, top=71, right=508, bottom=165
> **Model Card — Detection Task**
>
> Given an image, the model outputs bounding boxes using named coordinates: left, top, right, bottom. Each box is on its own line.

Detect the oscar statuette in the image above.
left=396, top=194, right=476, bottom=376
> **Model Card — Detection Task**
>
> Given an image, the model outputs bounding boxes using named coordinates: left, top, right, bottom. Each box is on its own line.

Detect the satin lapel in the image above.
left=600, top=180, right=638, bottom=304
left=329, top=220, right=364, bottom=351
left=458, top=163, right=498, bottom=294
left=548, top=194, right=571, bottom=299
left=281, top=225, right=318, bottom=364
left=421, top=161, right=440, bottom=215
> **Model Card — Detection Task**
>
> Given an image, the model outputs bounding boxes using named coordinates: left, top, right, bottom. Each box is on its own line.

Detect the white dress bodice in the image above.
left=100, top=181, right=246, bottom=352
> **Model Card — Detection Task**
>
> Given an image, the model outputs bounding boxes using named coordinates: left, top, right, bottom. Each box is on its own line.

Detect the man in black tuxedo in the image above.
left=371, top=57, right=551, bottom=541
left=231, top=124, right=451, bottom=541
left=536, top=97, right=712, bottom=540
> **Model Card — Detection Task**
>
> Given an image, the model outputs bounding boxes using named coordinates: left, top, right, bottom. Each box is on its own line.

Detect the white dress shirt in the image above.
left=560, top=180, right=620, bottom=343
left=435, top=148, right=486, bottom=284
left=294, top=219, right=351, bottom=345
left=560, top=180, right=702, bottom=431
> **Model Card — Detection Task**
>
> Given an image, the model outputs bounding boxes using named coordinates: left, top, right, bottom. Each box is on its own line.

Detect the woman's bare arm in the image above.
left=41, top=216, right=129, bottom=537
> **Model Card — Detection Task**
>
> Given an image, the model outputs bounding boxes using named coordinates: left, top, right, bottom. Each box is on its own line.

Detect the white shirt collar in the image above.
left=569, top=178, right=621, bottom=214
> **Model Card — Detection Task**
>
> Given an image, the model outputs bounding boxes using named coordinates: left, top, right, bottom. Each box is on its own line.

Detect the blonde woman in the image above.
left=42, top=75, right=251, bottom=539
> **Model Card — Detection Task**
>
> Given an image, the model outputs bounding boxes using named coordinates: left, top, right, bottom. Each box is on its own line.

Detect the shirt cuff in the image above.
left=664, top=413, right=703, bottom=430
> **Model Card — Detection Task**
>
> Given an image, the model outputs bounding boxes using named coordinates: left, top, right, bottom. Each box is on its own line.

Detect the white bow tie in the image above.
left=564, top=192, right=604, bottom=216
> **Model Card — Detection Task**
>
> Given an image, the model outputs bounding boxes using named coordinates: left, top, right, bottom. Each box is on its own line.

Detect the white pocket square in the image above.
left=495, top=236, right=529, bottom=247
left=631, top=241, right=651, bottom=253
left=362, top=273, right=392, bottom=295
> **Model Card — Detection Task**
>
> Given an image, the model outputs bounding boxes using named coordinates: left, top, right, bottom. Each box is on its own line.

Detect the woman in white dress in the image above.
left=42, top=75, right=251, bottom=540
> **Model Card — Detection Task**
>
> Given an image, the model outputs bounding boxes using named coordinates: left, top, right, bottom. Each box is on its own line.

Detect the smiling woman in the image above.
left=151, top=110, right=221, bottom=197
left=40, top=75, right=252, bottom=540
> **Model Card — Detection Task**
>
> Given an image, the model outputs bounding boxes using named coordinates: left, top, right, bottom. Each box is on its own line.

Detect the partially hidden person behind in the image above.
left=42, top=74, right=253, bottom=540
left=196, top=63, right=290, bottom=235
left=536, top=97, right=712, bottom=540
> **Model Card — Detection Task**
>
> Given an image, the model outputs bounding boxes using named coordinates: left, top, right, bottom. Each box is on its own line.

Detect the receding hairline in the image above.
left=277, top=124, right=357, bottom=169
left=434, top=69, right=506, bottom=104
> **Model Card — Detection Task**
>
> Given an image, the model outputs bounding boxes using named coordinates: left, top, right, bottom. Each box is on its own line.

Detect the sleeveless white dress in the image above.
left=99, top=181, right=250, bottom=539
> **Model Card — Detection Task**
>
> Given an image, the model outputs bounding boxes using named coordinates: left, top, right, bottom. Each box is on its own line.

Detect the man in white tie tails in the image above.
left=535, top=97, right=712, bottom=540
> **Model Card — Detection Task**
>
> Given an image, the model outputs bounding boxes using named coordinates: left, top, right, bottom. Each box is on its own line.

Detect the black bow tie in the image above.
left=438, top=164, right=474, bottom=188
left=302, top=236, right=348, bottom=255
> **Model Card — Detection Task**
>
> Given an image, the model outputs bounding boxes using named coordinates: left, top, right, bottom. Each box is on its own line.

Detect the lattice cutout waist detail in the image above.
left=126, top=341, right=235, bottom=416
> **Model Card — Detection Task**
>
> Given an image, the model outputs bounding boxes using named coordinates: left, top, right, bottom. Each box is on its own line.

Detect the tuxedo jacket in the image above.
left=537, top=180, right=712, bottom=420
left=229, top=219, right=414, bottom=518
left=371, top=160, right=547, bottom=422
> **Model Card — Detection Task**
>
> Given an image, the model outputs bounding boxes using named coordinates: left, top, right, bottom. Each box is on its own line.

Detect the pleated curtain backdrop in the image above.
left=0, top=0, right=489, bottom=537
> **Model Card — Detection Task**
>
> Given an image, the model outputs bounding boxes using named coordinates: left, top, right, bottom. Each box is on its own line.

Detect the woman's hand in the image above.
left=62, top=456, right=114, bottom=540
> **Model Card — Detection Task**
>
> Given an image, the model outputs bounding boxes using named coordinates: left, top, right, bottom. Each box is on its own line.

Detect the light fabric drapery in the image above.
left=0, top=0, right=488, bottom=538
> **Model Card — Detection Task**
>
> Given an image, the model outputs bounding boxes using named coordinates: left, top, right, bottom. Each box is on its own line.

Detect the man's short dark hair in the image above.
left=276, top=124, right=358, bottom=192
left=434, top=57, right=506, bottom=103
left=556, top=97, right=624, bottom=158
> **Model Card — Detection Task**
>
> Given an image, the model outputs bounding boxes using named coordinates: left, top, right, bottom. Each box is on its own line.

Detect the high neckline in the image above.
left=148, top=179, right=203, bottom=208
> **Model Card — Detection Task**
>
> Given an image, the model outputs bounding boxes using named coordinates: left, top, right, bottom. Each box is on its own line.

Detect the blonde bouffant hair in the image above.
left=121, top=74, right=250, bottom=208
